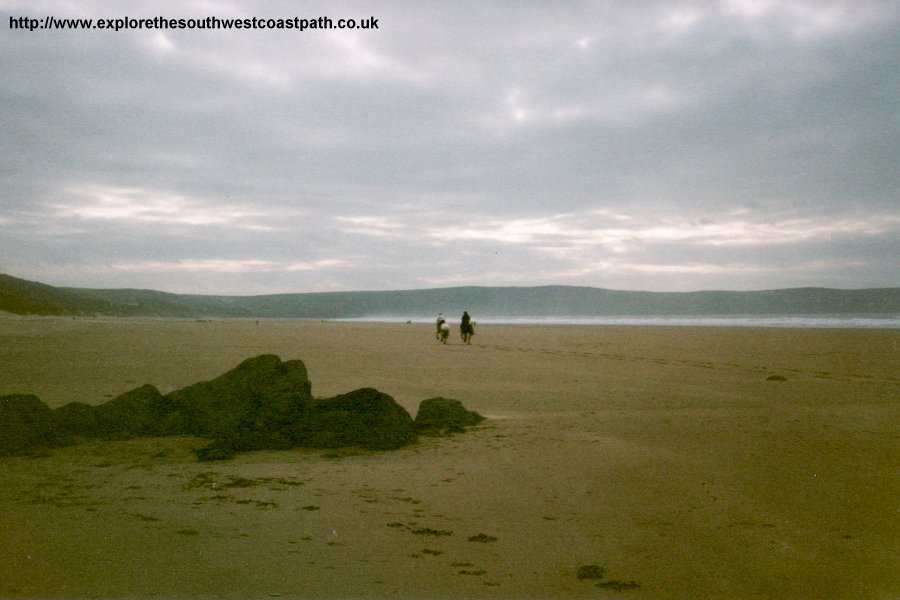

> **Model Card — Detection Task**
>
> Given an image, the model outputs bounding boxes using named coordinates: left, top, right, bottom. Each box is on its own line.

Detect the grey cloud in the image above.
left=1, top=0, right=897, bottom=293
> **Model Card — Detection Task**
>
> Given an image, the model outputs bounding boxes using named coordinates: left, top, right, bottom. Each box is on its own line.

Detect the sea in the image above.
left=335, top=315, right=900, bottom=329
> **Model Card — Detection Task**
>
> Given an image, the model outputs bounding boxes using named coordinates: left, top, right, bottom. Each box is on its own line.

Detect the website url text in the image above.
left=9, top=15, right=379, bottom=32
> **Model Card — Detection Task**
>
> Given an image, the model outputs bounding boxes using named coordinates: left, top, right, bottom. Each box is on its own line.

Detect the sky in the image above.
left=1, top=0, right=898, bottom=294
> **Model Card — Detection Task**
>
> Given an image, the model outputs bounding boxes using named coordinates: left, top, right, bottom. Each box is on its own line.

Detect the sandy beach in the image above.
left=0, top=317, right=897, bottom=599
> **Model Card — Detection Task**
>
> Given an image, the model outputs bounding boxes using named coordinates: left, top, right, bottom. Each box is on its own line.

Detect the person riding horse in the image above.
left=460, top=310, right=474, bottom=344
left=435, top=313, right=446, bottom=340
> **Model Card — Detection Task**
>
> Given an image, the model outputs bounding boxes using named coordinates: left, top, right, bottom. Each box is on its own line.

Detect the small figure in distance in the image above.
left=438, top=321, right=450, bottom=344
left=435, top=312, right=446, bottom=340
left=460, top=310, right=475, bottom=344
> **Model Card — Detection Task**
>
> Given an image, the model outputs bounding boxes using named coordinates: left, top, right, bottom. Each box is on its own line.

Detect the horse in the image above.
left=460, top=320, right=475, bottom=344
left=438, top=322, right=450, bottom=344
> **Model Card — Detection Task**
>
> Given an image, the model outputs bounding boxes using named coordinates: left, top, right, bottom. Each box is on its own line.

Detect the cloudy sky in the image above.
left=1, top=0, right=898, bottom=294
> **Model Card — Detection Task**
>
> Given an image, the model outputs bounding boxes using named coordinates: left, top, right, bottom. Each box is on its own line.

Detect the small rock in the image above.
left=414, top=397, right=485, bottom=434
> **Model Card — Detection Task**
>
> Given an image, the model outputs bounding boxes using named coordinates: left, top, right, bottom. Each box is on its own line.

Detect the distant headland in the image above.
left=1, top=273, right=897, bottom=319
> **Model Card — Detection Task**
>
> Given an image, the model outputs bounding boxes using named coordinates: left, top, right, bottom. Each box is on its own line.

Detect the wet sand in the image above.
left=0, top=317, right=897, bottom=599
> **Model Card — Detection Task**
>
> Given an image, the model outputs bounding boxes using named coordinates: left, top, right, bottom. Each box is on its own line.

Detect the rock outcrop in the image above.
left=0, top=355, right=482, bottom=460
left=0, top=394, right=73, bottom=455
left=294, top=388, right=418, bottom=450
left=56, top=384, right=170, bottom=439
left=165, top=354, right=313, bottom=440
left=414, top=397, right=485, bottom=434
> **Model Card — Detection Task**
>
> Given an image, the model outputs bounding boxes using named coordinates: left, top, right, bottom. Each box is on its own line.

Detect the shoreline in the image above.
left=2, top=311, right=898, bottom=330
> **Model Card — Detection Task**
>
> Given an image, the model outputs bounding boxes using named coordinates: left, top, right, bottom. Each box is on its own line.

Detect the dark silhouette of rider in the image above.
left=461, top=311, right=473, bottom=338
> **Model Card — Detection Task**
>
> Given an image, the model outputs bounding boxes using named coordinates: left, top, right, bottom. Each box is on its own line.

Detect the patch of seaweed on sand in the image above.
left=411, top=527, right=453, bottom=536
left=576, top=564, right=640, bottom=591
left=597, top=580, right=640, bottom=591
left=386, top=523, right=453, bottom=537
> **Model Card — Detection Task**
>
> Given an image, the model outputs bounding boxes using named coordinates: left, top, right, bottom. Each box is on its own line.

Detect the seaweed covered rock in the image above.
left=0, top=394, right=74, bottom=455
left=54, top=401, right=98, bottom=437
left=293, top=388, right=417, bottom=450
left=414, top=397, right=485, bottom=434
left=198, top=387, right=418, bottom=460
left=1, top=355, right=482, bottom=461
left=166, top=354, right=313, bottom=438
left=57, top=384, right=170, bottom=440
left=167, top=357, right=415, bottom=458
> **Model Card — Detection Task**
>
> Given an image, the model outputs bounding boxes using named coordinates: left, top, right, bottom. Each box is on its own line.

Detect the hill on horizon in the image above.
left=1, top=273, right=898, bottom=319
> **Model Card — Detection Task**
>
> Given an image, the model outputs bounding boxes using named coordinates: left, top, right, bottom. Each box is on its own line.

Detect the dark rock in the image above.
left=3, top=355, right=482, bottom=461
left=58, top=385, right=170, bottom=439
left=54, top=401, right=99, bottom=436
left=290, top=388, right=417, bottom=450
left=0, top=394, right=74, bottom=455
left=165, top=354, right=313, bottom=439
left=414, top=397, right=485, bottom=434
left=173, top=357, right=416, bottom=456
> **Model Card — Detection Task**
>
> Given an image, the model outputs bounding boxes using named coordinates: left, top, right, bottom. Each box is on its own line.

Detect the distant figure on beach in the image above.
left=460, top=311, right=475, bottom=344
left=435, top=313, right=446, bottom=340
left=438, top=321, right=450, bottom=344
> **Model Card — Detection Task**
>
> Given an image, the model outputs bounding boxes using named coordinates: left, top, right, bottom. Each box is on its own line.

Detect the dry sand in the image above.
left=0, top=316, right=897, bottom=599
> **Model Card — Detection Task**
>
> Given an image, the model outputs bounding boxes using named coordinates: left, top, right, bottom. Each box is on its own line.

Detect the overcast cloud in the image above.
left=1, top=0, right=898, bottom=294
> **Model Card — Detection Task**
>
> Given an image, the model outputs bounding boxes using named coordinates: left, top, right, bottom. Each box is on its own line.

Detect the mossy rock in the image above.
left=0, top=394, right=74, bottom=456
left=414, top=397, right=485, bottom=434
left=4, top=355, right=483, bottom=461
left=166, top=354, right=313, bottom=438
left=290, top=388, right=417, bottom=450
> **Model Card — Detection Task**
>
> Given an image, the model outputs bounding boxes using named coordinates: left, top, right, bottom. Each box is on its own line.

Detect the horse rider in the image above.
left=436, top=313, right=446, bottom=339
left=460, top=310, right=474, bottom=341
